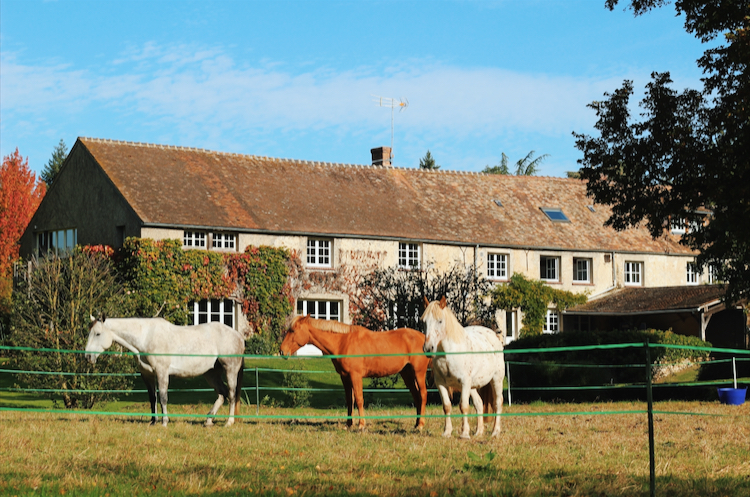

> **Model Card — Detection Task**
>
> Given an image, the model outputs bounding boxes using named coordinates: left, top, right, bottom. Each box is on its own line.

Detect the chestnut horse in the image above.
left=280, top=315, right=430, bottom=431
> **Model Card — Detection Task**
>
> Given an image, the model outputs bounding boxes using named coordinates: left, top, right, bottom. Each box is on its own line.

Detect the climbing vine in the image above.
left=490, top=273, right=588, bottom=337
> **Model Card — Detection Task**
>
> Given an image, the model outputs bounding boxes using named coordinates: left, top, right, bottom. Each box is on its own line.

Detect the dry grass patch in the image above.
left=0, top=401, right=747, bottom=496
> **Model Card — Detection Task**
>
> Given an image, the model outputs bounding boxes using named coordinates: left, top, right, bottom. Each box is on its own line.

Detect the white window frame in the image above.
left=540, top=256, right=560, bottom=282
left=212, top=232, right=236, bottom=251
left=573, top=258, right=591, bottom=284
left=297, top=300, right=341, bottom=321
left=670, top=218, right=686, bottom=234
left=306, top=239, right=332, bottom=268
left=624, top=261, right=643, bottom=286
left=398, top=242, right=421, bottom=269
left=686, top=262, right=699, bottom=285
left=707, top=265, right=718, bottom=284
left=190, top=298, right=235, bottom=328
left=183, top=231, right=206, bottom=248
left=543, top=310, right=559, bottom=334
left=487, top=253, right=508, bottom=280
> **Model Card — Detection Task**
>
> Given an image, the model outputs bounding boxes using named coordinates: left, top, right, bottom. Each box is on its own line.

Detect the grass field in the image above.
left=1, top=357, right=749, bottom=496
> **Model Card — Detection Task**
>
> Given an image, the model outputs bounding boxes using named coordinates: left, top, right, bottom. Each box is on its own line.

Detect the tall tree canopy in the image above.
left=40, top=139, right=68, bottom=186
left=418, top=150, right=441, bottom=170
left=0, top=149, right=46, bottom=311
left=574, top=0, right=749, bottom=304
left=482, top=151, right=548, bottom=175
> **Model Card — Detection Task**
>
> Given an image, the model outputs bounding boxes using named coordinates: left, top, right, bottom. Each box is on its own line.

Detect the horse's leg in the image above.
left=350, top=374, right=366, bottom=431
left=490, top=375, right=504, bottom=437
left=202, top=367, right=227, bottom=427
left=142, top=372, right=158, bottom=426
left=469, top=388, right=485, bottom=437
left=340, top=375, right=354, bottom=429
left=437, top=384, right=453, bottom=438
left=400, top=366, right=424, bottom=431
left=458, top=383, right=472, bottom=439
left=157, top=373, right=170, bottom=427
left=225, top=359, right=243, bottom=427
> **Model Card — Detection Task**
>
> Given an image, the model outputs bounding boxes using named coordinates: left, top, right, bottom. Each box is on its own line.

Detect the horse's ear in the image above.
left=101, top=313, right=107, bottom=323
left=423, top=296, right=430, bottom=309
left=439, top=296, right=447, bottom=309
left=90, top=315, right=96, bottom=323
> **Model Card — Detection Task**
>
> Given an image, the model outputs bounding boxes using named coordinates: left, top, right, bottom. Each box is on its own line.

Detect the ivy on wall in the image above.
left=116, top=238, right=293, bottom=341
left=490, top=273, right=588, bottom=338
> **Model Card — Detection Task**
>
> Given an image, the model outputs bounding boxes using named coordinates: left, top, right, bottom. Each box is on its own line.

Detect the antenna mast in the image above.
left=372, top=95, right=408, bottom=163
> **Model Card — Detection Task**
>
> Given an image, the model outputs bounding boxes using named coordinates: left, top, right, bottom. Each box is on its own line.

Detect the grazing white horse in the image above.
left=85, top=316, right=245, bottom=427
left=421, top=297, right=505, bottom=439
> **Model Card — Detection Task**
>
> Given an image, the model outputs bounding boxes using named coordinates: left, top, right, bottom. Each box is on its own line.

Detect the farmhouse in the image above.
left=20, top=137, right=714, bottom=340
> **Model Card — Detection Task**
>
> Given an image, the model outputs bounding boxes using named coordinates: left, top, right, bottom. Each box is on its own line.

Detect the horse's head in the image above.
left=421, top=296, right=449, bottom=354
left=280, top=315, right=311, bottom=357
left=85, top=315, right=114, bottom=364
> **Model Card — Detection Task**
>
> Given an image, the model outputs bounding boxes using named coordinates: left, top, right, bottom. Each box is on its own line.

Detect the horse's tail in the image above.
left=479, top=383, right=495, bottom=424
left=235, top=361, right=245, bottom=415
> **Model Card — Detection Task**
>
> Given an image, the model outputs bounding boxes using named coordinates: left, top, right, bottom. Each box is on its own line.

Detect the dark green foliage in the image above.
left=491, top=273, right=587, bottom=337
left=418, top=150, right=440, bottom=170
left=353, top=263, right=494, bottom=331
left=40, top=139, right=68, bottom=186
left=482, top=151, right=548, bottom=175
left=281, top=365, right=311, bottom=408
left=577, top=1, right=750, bottom=304
left=506, top=328, right=711, bottom=401
left=9, top=249, right=136, bottom=408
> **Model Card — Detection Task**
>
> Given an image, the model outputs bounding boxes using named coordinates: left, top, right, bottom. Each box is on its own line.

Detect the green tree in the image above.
left=10, top=249, right=135, bottom=408
left=41, top=139, right=68, bottom=187
left=418, top=150, right=441, bottom=170
left=574, top=1, right=750, bottom=304
left=482, top=151, right=548, bottom=175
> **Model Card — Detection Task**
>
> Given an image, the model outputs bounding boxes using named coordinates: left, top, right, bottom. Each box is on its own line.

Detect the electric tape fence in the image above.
left=1, top=342, right=748, bottom=421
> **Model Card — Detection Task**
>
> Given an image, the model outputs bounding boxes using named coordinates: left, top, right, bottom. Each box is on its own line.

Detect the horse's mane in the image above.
left=422, top=301, right=465, bottom=341
left=292, top=315, right=356, bottom=334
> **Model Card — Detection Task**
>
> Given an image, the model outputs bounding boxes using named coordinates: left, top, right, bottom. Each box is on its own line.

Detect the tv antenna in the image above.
left=372, top=95, right=408, bottom=162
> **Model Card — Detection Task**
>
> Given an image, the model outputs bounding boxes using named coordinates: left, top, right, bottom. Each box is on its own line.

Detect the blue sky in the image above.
left=2, top=0, right=709, bottom=177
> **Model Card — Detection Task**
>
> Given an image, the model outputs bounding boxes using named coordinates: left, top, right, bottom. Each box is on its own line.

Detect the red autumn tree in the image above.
left=0, top=149, right=46, bottom=311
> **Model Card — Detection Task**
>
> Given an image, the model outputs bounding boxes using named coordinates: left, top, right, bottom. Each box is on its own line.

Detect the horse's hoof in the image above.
left=442, top=431, right=452, bottom=438
left=225, top=420, right=235, bottom=427
left=459, top=433, right=471, bottom=440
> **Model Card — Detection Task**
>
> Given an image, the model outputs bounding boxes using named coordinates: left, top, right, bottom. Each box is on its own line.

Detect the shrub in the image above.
left=281, top=365, right=311, bottom=408
left=9, top=249, right=136, bottom=408
left=505, top=328, right=710, bottom=401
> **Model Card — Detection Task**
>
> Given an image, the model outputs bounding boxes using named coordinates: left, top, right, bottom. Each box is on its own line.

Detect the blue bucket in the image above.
left=717, top=387, right=747, bottom=405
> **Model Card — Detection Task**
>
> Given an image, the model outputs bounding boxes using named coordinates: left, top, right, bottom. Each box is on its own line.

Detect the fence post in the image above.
left=645, top=340, right=655, bottom=497
left=255, top=366, right=260, bottom=415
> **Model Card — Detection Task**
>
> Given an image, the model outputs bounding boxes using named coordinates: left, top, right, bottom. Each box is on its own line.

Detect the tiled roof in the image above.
left=566, top=285, right=727, bottom=314
left=78, top=137, right=694, bottom=254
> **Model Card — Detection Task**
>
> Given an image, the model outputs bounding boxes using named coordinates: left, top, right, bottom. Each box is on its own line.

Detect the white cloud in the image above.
left=1, top=44, right=623, bottom=141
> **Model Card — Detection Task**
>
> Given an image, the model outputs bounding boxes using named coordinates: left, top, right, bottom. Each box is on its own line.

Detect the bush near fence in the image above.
left=505, top=329, right=711, bottom=402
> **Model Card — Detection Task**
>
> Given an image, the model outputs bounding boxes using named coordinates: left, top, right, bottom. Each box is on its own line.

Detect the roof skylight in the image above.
left=541, top=207, right=570, bottom=223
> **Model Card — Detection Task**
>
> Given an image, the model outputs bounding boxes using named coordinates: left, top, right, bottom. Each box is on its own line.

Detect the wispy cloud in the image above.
left=2, top=43, right=622, bottom=138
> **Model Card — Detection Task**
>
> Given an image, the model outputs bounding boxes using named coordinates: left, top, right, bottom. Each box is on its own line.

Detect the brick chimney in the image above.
left=370, top=146, right=392, bottom=167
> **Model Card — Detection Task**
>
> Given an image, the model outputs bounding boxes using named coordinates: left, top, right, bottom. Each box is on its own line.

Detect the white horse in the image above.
left=421, top=297, right=505, bottom=439
left=85, top=316, right=245, bottom=427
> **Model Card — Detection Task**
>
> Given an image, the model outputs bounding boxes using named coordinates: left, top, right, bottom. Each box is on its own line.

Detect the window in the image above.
left=540, top=256, right=560, bottom=282
left=37, top=228, right=77, bottom=256
left=573, top=258, right=592, bottom=283
left=307, top=239, right=331, bottom=267
left=624, top=261, right=643, bottom=286
left=505, top=311, right=515, bottom=340
left=487, top=253, right=508, bottom=280
left=670, top=218, right=686, bottom=234
left=183, top=231, right=206, bottom=248
left=543, top=310, right=559, bottom=333
left=212, top=233, right=236, bottom=250
left=190, top=299, right=234, bottom=328
left=297, top=300, right=341, bottom=321
left=541, top=207, right=570, bottom=222
left=398, top=243, right=420, bottom=269
left=707, top=265, right=719, bottom=284
left=686, top=262, right=698, bottom=285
